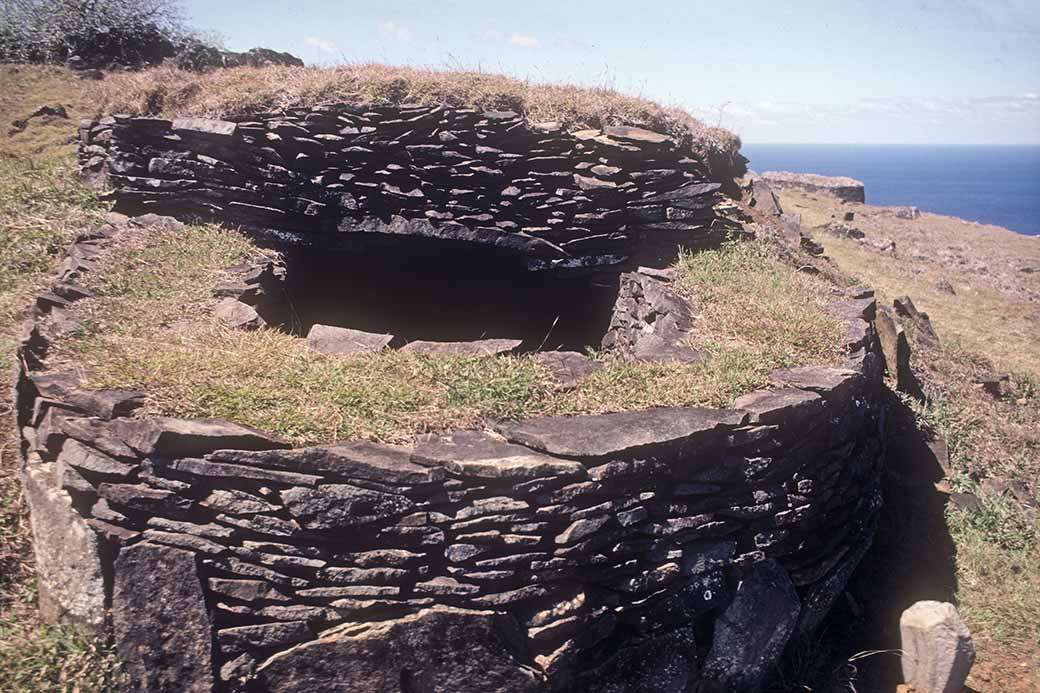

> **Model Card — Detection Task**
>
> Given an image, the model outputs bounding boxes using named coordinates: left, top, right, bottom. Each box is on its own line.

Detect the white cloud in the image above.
left=379, top=21, right=413, bottom=42
left=481, top=29, right=540, bottom=48
left=304, top=36, right=337, bottom=54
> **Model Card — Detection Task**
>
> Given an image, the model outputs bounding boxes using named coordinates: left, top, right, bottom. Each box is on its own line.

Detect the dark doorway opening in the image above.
left=271, top=239, right=620, bottom=353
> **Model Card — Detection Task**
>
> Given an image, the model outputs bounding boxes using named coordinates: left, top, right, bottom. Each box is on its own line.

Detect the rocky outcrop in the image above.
left=15, top=222, right=887, bottom=692
left=78, top=111, right=744, bottom=272
left=761, top=171, right=866, bottom=204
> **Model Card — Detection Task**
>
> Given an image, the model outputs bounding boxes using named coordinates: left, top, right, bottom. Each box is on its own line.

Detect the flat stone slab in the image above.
left=769, top=365, right=862, bottom=394
left=732, top=388, right=824, bottom=425
left=400, top=338, right=522, bottom=356
left=413, top=430, right=587, bottom=479
left=306, top=324, right=393, bottom=355
left=111, top=417, right=288, bottom=457
left=210, top=441, right=444, bottom=485
left=496, top=407, right=747, bottom=459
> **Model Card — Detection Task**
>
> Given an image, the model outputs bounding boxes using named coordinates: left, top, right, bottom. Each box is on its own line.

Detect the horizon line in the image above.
left=741, top=141, right=1040, bottom=147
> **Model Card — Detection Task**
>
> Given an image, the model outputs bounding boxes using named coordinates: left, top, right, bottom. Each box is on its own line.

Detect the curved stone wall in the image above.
left=13, top=220, right=885, bottom=692
left=79, top=108, right=745, bottom=271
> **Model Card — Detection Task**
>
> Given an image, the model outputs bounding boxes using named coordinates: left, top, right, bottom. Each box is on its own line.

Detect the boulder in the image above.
left=255, top=606, right=544, bottom=692
left=112, top=542, right=215, bottom=693
left=306, top=324, right=393, bottom=355
left=700, top=560, right=801, bottom=691
left=22, top=463, right=106, bottom=633
left=900, top=601, right=975, bottom=693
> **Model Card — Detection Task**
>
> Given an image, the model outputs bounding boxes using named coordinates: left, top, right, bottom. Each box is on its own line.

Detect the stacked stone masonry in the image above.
left=79, top=108, right=744, bottom=271
left=14, top=219, right=886, bottom=692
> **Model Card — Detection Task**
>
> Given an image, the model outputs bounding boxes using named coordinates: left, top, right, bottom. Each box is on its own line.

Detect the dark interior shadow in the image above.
left=267, top=240, right=620, bottom=353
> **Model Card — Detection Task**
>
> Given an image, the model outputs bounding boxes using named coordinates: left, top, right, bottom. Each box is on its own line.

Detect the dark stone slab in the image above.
left=281, top=484, right=415, bottom=529
left=210, top=441, right=444, bottom=485
left=255, top=606, right=544, bottom=692
left=111, top=417, right=288, bottom=457
left=496, top=407, right=746, bottom=459
left=769, top=365, right=861, bottom=396
left=217, top=621, right=313, bottom=652
left=30, top=372, right=144, bottom=419
left=700, top=560, right=800, bottom=692
left=165, top=457, right=321, bottom=486
left=413, top=430, right=587, bottom=479
left=57, top=438, right=135, bottom=479
left=112, top=542, right=214, bottom=693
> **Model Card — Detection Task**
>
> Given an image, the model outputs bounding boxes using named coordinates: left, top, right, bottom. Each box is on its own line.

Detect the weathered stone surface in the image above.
left=218, top=621, right=313, bottom=651
left=22, top=464, right=106, bottom=632
left=30, top=371, right=144, bottom=419
left=497, top=407, right=746, bottom=459
left=281, top=484, right=415, bottom=529
left=575, top=625, right=699, bottom=693
left=893, top=295, right=940, bottom=347
left=413, top=430, right=587, bottom=479
left=732, top=387, right=824, bottom=425
left=111, top=416, right=288, bottom=457
left=900, top=601, right=975, bottom=693
left=58, top=438, right=135, bottom=479
left=400, top=338, right=522, bottom=356
left=306, top=323, right=393, bottom=355
left=171, top=117, right=238, bottom=139
left=214, top=297, right=265, bottom=330
left=112, top=542, right=214, bottom=693
left=769, top=365, right=861, bottom=395
left=256, top=606, right=544, bottom=692
left=211, top=440, right=443, bottom=484
left=700, top=560, right=800, bottom=691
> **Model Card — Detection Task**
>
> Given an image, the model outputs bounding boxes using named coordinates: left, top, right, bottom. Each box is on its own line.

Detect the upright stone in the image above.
left=112, top=542, right=215, bottom=693
left=22, top=463, right=106, bottom=633
left=700, top=560, right=800, bottom=691
left=900, top=601, right=975, bottom=693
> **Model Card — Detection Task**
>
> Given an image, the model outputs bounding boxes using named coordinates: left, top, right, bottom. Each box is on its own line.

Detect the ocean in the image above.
left=741, top=144, right=1040, bottom=236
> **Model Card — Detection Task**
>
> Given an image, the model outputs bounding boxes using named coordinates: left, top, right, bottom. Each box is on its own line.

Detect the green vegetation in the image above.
left=55, top=228, right=846, bottom=445
left=90, top=62, right=741, bottom=160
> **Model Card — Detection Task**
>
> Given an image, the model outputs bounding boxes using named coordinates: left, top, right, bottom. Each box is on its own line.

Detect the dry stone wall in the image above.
left=13, top=219, right=887, bottom=692
left=79, top=109, right=744, bottom=271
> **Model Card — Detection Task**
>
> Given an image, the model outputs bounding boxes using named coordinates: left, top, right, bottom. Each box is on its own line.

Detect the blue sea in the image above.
left=741, top=144, right=1040, bottom=236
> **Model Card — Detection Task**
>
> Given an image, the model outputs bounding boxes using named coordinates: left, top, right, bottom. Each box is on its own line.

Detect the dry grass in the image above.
left=780, top=187, right=1040, bottom=688
left=0, top=64, right=94, bottom=160
left=90, top=62, right=740, bottom=160
left=51, top=228, right=845, bottom=446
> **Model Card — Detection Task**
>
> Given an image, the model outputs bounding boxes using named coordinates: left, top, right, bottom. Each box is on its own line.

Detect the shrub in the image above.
left=0, top=0, right=185, bottom=67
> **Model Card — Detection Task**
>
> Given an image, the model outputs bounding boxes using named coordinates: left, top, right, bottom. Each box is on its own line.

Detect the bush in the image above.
left=0, top=0, right=185, bottom=67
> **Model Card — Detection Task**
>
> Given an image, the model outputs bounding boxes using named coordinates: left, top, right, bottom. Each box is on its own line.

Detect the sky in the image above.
left=180, top=0, right=1040, bottom=144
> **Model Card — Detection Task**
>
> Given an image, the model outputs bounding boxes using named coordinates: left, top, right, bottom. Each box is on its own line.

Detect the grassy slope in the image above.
left=0, top=65, right=123, bottom=692
left=776, top=187, right=1040, bottom=690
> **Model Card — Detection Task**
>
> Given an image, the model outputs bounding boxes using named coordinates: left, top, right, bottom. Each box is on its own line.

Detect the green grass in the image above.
left=56, top=231, right=848, bottom=446
left=0, top=619, right=125, bottom=692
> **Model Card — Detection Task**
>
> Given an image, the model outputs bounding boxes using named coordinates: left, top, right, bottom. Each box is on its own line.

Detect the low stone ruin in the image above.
left=7, top=95, right=894, bottom=691
left=15, top=216, right=885, bottom=692
left=79, top=107, right=745, bottom=272
left=761, top=171, right=866, bottom=204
